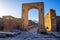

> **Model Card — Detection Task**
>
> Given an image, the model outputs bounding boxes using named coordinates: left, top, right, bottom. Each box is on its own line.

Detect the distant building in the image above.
left=28, top=20, right=38, bottom=26
left=28, top=20, right=33, bottom=26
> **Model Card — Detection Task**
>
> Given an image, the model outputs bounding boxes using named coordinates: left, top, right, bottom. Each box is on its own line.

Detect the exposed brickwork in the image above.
left=44, top=9, right=56, bottom=32
left=15, top=18, right=23, bottom=29
left=2, top=16, right=16, bottom=32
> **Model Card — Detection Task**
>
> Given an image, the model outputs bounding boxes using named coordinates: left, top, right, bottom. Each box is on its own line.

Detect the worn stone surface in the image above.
left=44, top=9, right=56, bottom=32
left=3, top=16, right=16, bottom=32
left=0, top=2, right=59, bottom=32
left=22, top=2, right=44, bottom=31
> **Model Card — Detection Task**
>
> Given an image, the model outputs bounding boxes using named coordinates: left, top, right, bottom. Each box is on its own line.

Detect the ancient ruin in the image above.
left=0, top=2, right=60, bottom=32
left=22, top=2, right=45, bottom=31
left=44, top=9, right=56, bottom=32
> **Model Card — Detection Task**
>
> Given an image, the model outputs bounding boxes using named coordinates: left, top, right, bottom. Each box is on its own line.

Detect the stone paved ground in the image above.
left=0, top=25, right=59, bottom=40
left=0, top=32, right=59, bottom=40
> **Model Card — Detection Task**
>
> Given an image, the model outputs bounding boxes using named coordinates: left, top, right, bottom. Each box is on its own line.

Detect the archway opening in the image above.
left=28, top=8, right=39, bottom=32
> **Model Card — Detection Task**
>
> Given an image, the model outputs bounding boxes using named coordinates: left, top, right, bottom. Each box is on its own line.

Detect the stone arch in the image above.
left=28, top=8, right=39, bottom=26
left=22, top=2, right=44, bottom=31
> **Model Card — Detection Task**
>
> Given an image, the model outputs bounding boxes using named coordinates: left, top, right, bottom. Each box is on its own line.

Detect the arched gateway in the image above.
left=22, top=2, right=45, bottom=31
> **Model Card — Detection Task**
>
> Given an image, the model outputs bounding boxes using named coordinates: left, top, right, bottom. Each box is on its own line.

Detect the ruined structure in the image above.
left=56, top=16, right=60, bottom=31
left=3, top=16, right=16, bottom=31
left=16, top=18, right=23, bottom=30
left=44, top=9, right=56, bottom=32
left=22, top=2, right=45, bottom=31
left=2, top=16, right=23, bottom=32
left=0, top=18, right=4, bottom=31
left=0, top=2, right=60, bottom=32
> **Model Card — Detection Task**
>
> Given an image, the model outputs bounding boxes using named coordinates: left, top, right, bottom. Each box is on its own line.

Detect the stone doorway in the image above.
left=22, top=2, right=44, bottom=32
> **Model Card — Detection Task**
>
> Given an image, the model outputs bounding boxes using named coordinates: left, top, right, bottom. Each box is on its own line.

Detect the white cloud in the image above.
left=32, top=18, right=38, bottom=21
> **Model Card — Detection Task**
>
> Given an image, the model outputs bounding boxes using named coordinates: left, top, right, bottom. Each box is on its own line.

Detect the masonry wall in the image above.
left=16, top=18, right=23, bottom=30
left=44, top=9, right=56, bottom=32
left=0, top=18, right=4, bottom=31
left=0, top=16, right=23, bottom=32
left=3, top=16, right=16, bottom=32
left=56, top=16, right=60, bottom=31
left=44, top=11, right=51, bottom=32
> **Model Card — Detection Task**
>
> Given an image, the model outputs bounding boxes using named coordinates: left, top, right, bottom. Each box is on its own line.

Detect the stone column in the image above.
left=22, top=8, right=29, bottom=31
left=38, top=7, right=45, bottom=32
left=24, top=10, right=29, bottom=31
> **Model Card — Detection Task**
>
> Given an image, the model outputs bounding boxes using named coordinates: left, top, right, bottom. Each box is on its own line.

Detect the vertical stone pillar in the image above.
left=38, top=7, right=45, bottom=32
left=24, top=10, right=28, bottom=30
left=22, top=8, right=29, bottom=31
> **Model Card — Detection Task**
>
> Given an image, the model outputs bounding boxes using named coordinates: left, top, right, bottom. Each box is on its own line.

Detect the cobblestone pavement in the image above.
left=0, top=26, right=59, bottom=40
left=0, top=32, right=59, bottom=40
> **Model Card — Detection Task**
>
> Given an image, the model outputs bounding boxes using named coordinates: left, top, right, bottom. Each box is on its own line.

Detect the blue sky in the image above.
left=0, top=0, right=60, bottom=21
